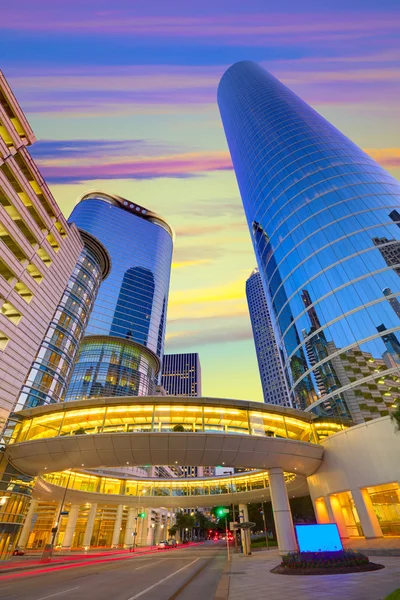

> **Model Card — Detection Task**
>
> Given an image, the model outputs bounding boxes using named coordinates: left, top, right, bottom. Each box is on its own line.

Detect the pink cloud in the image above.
left=35, top=150, right=233, bottom=182
left=1, top=10, right=399, bottom=47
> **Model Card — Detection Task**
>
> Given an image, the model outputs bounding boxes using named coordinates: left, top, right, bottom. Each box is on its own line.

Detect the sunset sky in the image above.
left=1, top=0, right=399, bottom=402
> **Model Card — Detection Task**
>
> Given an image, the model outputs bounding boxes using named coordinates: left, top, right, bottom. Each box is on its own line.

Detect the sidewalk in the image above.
left=344, top=537, right=400, bottom=556
left=226, top=550, right=400, bottom=600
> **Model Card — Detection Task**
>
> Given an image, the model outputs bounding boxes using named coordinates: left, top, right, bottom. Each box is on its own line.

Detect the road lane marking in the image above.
left=35, top=587, right=80, bottom=600
left=126, top=558, right=200, bottom=599
left=135, top=558, right=168, bottom=571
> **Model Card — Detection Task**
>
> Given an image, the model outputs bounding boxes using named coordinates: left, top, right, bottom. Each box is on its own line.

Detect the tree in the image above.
left=193, top=510, right=216, bottom=539
left=172, top=424, right=185, bottom=432
left=173, top=511, right=195, bottom=540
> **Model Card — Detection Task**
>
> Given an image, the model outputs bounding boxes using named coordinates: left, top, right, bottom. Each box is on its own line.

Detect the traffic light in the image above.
left=217, top=508, right=226, bottom=517
left=138, top=512, right=146, bottom=518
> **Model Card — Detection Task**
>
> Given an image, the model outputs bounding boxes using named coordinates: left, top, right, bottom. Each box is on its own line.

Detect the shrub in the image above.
left=281, top=550, right=369, bottom=569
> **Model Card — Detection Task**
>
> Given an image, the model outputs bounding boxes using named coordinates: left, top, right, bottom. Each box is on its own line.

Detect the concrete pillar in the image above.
left=112, top=504, right=124, bottom=548
left=239, top=503, right=249, bottom=522
left=62, top=504, right=80, bottom=549
left=124, top=507, right=136, bottom=548
left=18, top=499, right=38, bottom=548
left=326, top=495, right=349, bottom=539
left=351, top=488, right=383, bottom=539
left=239, top=504, right=249, bottom=554
left=83, top=503, right=97, bottom=548
left=268, top=468, right=297, bottom=554
left=313, top=497, right=331, bottom=524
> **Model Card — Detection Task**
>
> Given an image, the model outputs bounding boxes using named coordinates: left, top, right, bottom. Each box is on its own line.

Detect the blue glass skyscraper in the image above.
left=246, top=268, right=291, bottom=407
left=218, top=61, right=400, bottom=420
left=65, top=192, right=173, bottom=400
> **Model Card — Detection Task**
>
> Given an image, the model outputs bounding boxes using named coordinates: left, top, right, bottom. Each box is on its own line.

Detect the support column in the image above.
left=18, top=499, right=38, bottom=548
left=312, top=497, right=331, bottom=524
left=112, top=504, right=124, bottom=548
left=83, top=503, right=97, bottom=549
left=268, top=468, right=297, bottom=554
left=124, top=507, right=136, bottom=548
left=239, top=503, right=249, bottom=522
left=351, top=488, right=383, bottom=539
left=326, top=495, right=349, bottom=539
left=62, top=504, right=80, bottom=549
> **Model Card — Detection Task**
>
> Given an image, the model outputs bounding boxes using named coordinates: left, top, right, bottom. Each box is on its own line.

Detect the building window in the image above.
left=0, top=298, right=22, bottom=324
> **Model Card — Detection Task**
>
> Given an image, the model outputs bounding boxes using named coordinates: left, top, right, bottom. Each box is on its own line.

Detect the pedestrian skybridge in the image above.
left=33, top=468, right=307, bottom=508
left=4, top=396, right=347, bottom=480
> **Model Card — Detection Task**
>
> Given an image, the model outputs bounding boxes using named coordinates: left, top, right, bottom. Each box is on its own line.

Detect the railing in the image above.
left=3, top=402, right=346, bottom=446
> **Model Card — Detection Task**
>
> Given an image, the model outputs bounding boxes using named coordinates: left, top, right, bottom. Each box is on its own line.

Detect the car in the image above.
left=181, top=539, right=189, bottom=544
left=12, top=547, right=25, bottom=556
left=168, top=539, right=178, bottom=547
left=158, top=540, right=170, bottom=549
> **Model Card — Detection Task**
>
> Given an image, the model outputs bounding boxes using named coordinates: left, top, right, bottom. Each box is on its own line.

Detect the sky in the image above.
left=1, top=0, right=399, bottom=402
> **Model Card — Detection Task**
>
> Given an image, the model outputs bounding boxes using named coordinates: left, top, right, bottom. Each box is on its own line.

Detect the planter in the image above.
left=271, top=562, right=384, bottom=576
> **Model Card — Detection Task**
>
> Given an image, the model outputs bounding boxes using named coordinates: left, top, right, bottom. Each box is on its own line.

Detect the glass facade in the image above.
left=0, top=456, right=34, bottom=559
left=246, top=268, right=291, bottom=406
left=65, top=336, right=159, bottom=400
left=15, top=233, right=110, bottom=410
left=218, top=61, right=400, bottom=419
left=4, top=398, right=346, bottom=445
left=65, top=193, right=173, bottom=400
left=42, top=469, right=295, bottom=498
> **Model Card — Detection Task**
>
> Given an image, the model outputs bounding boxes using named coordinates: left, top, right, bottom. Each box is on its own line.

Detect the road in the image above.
left=0, top=542, right=227, bottom=600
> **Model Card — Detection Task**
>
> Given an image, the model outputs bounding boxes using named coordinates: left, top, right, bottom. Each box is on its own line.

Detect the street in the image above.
left=0, top=542, right=227, bottom=600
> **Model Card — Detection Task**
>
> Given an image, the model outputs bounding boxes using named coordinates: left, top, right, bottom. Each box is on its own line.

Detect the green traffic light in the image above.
left=139, top=512, right=146, bottom=518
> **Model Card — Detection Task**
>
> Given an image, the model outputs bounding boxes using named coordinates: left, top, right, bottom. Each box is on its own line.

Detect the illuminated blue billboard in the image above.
left=295, top=524, right=343, bottom=552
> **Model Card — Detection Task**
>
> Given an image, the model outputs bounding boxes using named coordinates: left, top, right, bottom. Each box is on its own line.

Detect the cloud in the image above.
left=171, top=258, right=213, bottom=269
left=30, top=139, right=169, bottom=160
left=32, top=147, right=232, bottom=183
left=174, top=222, right=244, bottom=238
left=365, top=148, right=400, bottom=168
left=2, top=9, right=399, bottom=48
left=165, top=324, right=252, bottom=349
left=29, top=138, right=400, bottom=184
left=6, top=66, right=222, bottom=116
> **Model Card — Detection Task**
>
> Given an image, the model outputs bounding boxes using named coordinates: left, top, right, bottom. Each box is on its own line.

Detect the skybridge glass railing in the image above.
left=4, top=401, right=346, bottom=446
left=41, top=469, right=296, bottom=497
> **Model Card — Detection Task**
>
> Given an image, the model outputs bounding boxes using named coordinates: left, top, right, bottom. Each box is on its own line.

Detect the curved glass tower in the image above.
left=15, top=231, right=110, bottom=410
left=65, top=192, right=173, bottom=400
left=218, top=61, right=400, bottom=421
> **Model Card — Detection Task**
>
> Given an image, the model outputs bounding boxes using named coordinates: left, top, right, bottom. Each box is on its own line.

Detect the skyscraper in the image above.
left=372, top=237, right=400, bottom=277
left=161, top=353, right=202, bottom=397
left=218, top=61, right=400, bottom=420
left=15, top=232, right=110, bottom=410
left=383, top=287, right=400, bottom=319
left=0, top=71, right=83, bottom=427
left=246, top=268, right=290, bottom=406
left=65, top=192, right=173, bottom=400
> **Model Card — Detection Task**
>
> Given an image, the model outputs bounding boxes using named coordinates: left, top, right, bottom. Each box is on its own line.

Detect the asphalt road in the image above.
left=0, top=542, right=227, bottom=600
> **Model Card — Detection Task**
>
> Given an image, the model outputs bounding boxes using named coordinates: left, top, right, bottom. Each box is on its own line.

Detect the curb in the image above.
left=214, top=559, right=231, bottom=600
